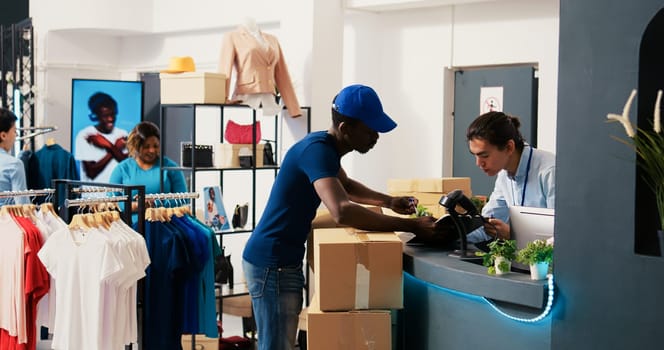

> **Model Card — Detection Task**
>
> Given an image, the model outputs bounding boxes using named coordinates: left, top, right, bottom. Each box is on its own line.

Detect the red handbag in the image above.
left=224, top=120, right=261, bottom=144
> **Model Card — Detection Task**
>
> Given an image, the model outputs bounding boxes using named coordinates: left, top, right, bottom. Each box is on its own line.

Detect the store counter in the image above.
left=399, top=244, right=553, bottom=350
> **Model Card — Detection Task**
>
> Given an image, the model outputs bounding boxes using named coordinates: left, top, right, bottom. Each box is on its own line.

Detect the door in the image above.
left=453, top=65, right=538, bottom=197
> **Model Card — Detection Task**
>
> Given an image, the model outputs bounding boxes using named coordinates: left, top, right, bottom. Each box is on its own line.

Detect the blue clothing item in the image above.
left=467, top=144, right=556, bottom=243
left=109, top=156, right=187, bottom=222
left=185, top=215, right=222, bottom=338
left=142, top=220, right=192, bottom=350
left=243, top=259, right=304, bottom=350
left=171, top=215, right=211, bottom=334
left=0, top=148, right=28, bottom=205
left=243, top=131, right=340, bottom=268
left=35, top=144, right=79, bottom=186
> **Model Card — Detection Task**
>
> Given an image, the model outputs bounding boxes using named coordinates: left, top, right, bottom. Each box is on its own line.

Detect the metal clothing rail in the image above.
left=52, top=179, right=146, bottom=236
left=145, top=192, right=200, bottom=200
left=16, top=126, right=58, bottom=141
left=64, top=195, right=129, bottom=208
left=0, top=188, right=55, bottom=198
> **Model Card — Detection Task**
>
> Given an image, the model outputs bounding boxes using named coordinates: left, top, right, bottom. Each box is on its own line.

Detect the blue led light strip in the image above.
left=482, top=274, right=555, bottom=323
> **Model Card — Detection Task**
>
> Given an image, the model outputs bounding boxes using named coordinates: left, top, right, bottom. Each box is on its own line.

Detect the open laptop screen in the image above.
left=509, top=206, right=555, bottom=251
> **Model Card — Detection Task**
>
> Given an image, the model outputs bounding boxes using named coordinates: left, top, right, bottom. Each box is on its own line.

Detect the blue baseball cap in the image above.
left=332, top=84, right=397, bottom=133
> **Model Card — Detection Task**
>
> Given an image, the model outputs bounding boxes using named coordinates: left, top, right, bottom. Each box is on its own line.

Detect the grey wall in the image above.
left=553, top=1, right=664, bottom=349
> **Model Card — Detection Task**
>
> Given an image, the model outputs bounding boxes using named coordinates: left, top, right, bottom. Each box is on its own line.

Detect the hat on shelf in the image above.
left=161, top=56, right=196, bottom=73
left=332, top=84, right=397, bottom=133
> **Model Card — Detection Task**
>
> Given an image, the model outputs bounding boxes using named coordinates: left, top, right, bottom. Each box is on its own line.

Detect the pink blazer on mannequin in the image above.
left=218, top=27, right=302, bottom=117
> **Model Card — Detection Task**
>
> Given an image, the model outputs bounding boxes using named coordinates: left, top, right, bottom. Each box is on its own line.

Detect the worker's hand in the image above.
left=390, top=196, right=417, bottom=215
left=484, top=218, right=510, bottom=239
left=411, top=215, right=438, bottom=240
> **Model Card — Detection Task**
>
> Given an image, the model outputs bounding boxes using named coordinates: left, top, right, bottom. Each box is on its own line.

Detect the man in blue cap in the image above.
left=242, top=84, right=438, bottom=350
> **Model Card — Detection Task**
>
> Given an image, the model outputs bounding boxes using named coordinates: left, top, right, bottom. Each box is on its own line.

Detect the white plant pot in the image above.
left=494, top=256, right=511, bottom=275
left=529, top=262, right=549, bottom=280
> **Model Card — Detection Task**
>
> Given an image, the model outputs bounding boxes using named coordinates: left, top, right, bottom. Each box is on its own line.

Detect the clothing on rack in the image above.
left=141, top=199, right=220, bottom=350
left=38, top=206, right=150, bottom=350
left=18, top=150, right=45, bottom=190
left=35, top=143, right=79, bottom=187
left=0, top=195, right=57, bottom=350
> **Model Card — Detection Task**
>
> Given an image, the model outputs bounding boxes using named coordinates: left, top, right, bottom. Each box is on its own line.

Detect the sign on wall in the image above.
left=480, top=86, right=504, bottom=114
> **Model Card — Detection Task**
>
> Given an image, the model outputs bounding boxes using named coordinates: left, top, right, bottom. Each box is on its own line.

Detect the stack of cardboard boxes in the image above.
left=307, top=225, right=402, bottom=350
left=386, top=177, right=472, bottom=218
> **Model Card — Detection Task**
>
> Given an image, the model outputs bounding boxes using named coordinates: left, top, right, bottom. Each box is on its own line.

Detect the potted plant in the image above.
left=475, top=239, right=517, bottom=275
left=607, top=89, right=664, bottom=254
left=516, top=239, right=554, bottom=280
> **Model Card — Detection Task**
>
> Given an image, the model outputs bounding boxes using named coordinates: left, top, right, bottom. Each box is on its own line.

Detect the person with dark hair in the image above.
left=0, top=108, right=28, bottom=204
left=74, top=91, right=129, bottom=182
left=465, top=111, right=556, bottom=242
left=109, top=121, right=187, bottom=221
left=242, top=84, right=439, bottom=350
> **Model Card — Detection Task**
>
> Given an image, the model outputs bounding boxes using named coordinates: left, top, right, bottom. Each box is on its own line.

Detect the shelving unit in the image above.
left=158, top=103, right=310, bottom=340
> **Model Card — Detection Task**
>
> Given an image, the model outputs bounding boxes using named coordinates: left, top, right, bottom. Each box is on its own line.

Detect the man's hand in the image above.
left=390, top=196, right=417, bottom=215
left=86, top=134, right=114, bottom=150
left=484, top=218, right=510, bottom=239
left=411, top=215, right=438, bottom=240
left=114, top=137, right=127, bottom=151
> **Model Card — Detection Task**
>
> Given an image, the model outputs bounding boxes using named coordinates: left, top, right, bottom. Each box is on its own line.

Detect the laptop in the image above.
left=509, top=206, right=555, bottom=270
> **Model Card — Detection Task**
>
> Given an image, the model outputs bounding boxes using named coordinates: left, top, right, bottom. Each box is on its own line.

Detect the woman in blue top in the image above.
left=0, top=108, right=28, bottom=205
left=465, top=111, right=556, bottom=243
left=110, top=121, right=187, bottom=221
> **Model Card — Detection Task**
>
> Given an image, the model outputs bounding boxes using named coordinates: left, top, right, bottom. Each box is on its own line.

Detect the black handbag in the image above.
left=263, top=141, right=276, bottom=166
left=214, top=247, right=234, bottom=286
left=232, top=203, right=249, bottom=229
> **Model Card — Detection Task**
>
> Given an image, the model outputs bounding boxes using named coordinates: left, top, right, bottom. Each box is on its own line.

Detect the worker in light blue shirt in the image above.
left=465, top=111, right=555, bottom=243
left=0, top=108, right=28, bottom=205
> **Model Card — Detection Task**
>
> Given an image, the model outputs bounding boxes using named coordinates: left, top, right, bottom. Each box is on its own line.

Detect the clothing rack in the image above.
left=16, top=126, right=58, bottom=141
left=52, top=179, right=146, bottom=235
left=0, top=188, right=55, bottom=198
left=52, top=179, right=146, bottom=350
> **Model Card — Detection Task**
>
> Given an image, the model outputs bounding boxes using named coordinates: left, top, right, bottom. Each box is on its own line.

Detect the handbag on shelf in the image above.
left=232, top=203, right=249, bottom=229
left=263, top=141, right=276, bottom=166
left=214, top=246, right=234, bottom=287
left=225, top=120, right=261, bottom=144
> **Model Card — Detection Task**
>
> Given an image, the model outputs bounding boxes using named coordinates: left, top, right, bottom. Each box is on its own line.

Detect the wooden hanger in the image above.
left=69, top=213, right=90, bottom=230
left=45, top=138, right=56, bottom=146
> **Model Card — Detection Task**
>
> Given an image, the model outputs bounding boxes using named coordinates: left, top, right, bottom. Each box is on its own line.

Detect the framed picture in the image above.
left=70, top=79, right=143, bottom=183
left=203, top=186, right=230, bottom=231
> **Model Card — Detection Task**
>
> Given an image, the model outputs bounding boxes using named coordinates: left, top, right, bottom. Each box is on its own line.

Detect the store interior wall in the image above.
left=553, top=1, right=664, bottom=348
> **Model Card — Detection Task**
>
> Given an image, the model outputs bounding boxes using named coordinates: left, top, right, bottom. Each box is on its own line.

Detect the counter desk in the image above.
left=399, top=244, right=554, bottom=350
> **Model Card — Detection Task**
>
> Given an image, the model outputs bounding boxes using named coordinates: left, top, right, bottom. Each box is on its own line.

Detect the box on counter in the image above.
left=307, top=294, right=391, bottom=350
left=387, top=177, right=472, bottom=197
left=308, top=206, right=383, bottom=273
left=181, top=334, right=218, bottom=350
left=314, top=227, right=403, bottom=311
left=160, top=72, right=226, bottom=104
left=213, top=143, right=264, bottom=168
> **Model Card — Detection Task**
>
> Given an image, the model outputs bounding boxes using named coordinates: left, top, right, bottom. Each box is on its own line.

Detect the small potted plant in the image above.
left=475, top=239, right=517, bottom=275
left=516, top=239, right=554, bottom=280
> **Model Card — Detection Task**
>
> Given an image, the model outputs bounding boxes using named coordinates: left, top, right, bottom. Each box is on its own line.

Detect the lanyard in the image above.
left=518, top=146, right=534, bottom=206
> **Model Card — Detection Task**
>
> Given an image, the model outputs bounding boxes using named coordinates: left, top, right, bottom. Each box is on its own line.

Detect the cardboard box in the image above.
left=181, top=334, right=218, bottom=350
left=160, top=72, right=226, bottom=104
left=214, top=143, right=264, bottom=168
left=307, top=295, right=391, bottom=350
left=387, top=177, right=472, bottom=197
left=308, top=206, right=384, bottom=273
left=314, top=228, right=403, bottom=311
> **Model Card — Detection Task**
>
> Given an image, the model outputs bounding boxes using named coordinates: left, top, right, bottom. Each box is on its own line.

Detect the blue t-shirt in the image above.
left=243, top=131, right=340, bottom=267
